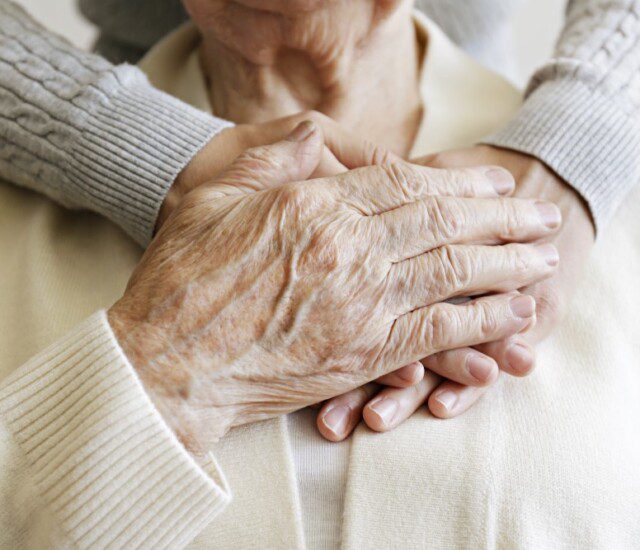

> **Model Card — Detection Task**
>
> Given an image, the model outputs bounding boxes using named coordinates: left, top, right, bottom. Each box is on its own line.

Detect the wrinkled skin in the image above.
left=158, top=110, right=396, bottom=228
left=182, top=0, right=423, bottom=156
left=108, top=125, right=560, bottom=452
left=317, top=145, right=594, bottom=440
left=160, top=111, right=428, bottom=392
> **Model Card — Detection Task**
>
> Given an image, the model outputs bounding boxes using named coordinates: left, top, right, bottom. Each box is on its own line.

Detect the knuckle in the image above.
left=459, top=168, right=481, bottom=196
left=444, top=168, right=474, bottom=196
left=433, top=245, right=473, bottom=293
left=382, top=163, right=427, bottom=200
left=425, top=307, right=459, bottom=350
left=498, top=199, right=527, bottom=240
left=509, top=245, right=533, bottom=280
left=426, top=196, right=460, bottom=241
left=475, top=301, right=500, bottom=337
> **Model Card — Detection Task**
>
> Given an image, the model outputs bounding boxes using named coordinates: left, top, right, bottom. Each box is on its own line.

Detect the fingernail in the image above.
left=287, top=120, right=316, bottom=142
left=535, top=243, right=560, bottom=266
left=506, top=343, right=534, bottom=374
left=535, top=201, right=561, bottom=229
left=322, top=405, right=350, bottom=435
left=486, top=168, right=514, bottom=195
left=434, top=390, right=457, bottom=411
left=510, top=295, right=536, bottom=318
left=368, top=398, right=399, bottom=427
left=466, top=354, right=496, bottom=383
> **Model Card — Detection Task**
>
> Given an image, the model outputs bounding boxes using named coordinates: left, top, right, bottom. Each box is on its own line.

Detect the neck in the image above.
left=198, top=2, right=423, bottom=156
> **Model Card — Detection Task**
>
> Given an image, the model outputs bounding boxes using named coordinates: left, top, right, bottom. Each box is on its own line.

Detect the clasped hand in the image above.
left=109, top=119, right=561, bottom=452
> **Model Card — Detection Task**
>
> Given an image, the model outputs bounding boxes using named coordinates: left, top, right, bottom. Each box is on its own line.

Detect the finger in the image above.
left=363, top=371, right=441, bottom=432
left=318, top=362, right=424, bottom=442
left=428, top=380, right=492, bottom=419
left=378, top=292, right=536, bottom=373
left=305, top=111, right=401, bottom=169
left=320, top=126, right=401, bottom=169
left=375, top=361, right=424, bottom=387
left=206, top=121, right=324, bottom=196
left=475, top=335, right=536, bottom=377
left=374, top=196, right=561, bottom=261
left=317, top=384, right=378, bottom=442
left=388, top=243, right=558, bottom=314
left=332, top=162, right=514, bottom=216
left=421, top=348, right=498, bottom=386
left=254, top=111, right=402, bottom=169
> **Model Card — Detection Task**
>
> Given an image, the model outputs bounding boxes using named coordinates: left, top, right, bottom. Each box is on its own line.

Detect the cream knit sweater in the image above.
left=1, top=13, right=639, bottom=549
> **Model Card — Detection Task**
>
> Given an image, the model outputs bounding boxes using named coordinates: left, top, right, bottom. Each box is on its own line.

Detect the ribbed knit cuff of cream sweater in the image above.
left=0, top=312, right=232, bottom=548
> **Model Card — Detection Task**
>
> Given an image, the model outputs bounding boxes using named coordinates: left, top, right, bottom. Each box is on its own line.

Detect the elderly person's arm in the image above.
left=0, top=128, right=560, bottom=547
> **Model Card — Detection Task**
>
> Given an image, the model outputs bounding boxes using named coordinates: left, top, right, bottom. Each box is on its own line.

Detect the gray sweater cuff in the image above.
left=76, top=67, right=232, bottom=245
left=483, top=78, right=640, bottom=233
left=0, top=1, right=232, bottom=247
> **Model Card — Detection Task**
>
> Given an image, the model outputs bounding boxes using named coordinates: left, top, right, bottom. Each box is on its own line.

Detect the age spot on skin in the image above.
left=178, top=384, right=191, bottom=400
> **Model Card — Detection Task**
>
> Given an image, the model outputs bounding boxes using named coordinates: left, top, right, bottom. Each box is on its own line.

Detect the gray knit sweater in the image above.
left=2, top=1, right=639, bottom=245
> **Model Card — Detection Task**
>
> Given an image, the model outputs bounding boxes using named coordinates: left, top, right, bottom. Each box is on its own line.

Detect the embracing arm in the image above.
left=0, top=0, right=232, bottom=246
left=485, top=0, right=640, bottom=230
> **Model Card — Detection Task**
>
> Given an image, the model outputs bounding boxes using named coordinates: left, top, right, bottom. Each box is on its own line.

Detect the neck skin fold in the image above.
left=197, top=1, right=424, bottom=156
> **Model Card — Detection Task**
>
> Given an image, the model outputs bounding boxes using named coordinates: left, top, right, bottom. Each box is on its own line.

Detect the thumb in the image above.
left=208, top=121, right=324, bottom=196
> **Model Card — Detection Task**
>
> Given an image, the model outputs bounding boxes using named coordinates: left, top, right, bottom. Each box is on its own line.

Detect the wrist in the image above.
left=156, top=126, right=243, bottom=232
left=107, top=302, right=232, bottom=450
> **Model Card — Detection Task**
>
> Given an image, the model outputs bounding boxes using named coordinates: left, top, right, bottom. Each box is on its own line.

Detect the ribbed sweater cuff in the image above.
left=483, top=78, right=640, bottom=232
left=77, top=68, right=233, bottom=246
left=0, top=312, right=231, bottom=549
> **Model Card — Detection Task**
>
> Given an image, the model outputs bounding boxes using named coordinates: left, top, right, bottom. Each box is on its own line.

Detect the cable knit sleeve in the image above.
left=0, top=312, right=232, bottom=548
left=484, top=0, right=640, bottom=231
left=0, top=1, right=232, bottom=246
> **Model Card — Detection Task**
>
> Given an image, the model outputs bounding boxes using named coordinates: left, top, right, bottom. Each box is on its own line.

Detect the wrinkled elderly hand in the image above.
left=160, top=112, right=425, bottom=407
left=157, top=110, right=389, bottom=228
left=109, top=125, right=560, bottom=452
left=317, top=145, right=591, bottom=440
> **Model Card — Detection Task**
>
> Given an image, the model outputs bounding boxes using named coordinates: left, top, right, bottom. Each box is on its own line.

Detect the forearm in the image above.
left=484, top=0, right=640, bottom=231
left=0, top=312, right=231, bottom=548
left=0, top=1, right=231, bottom=246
